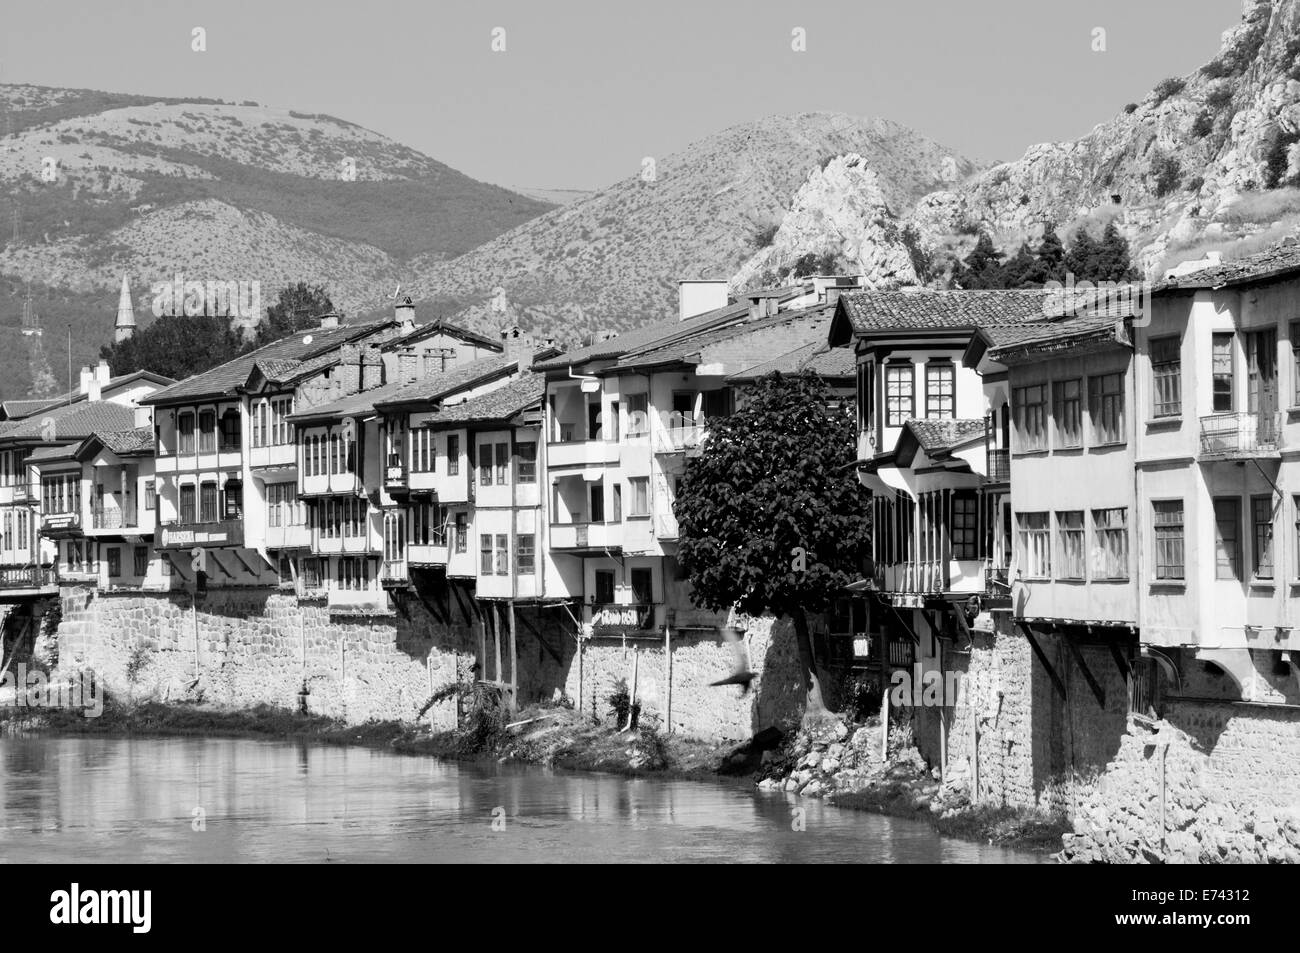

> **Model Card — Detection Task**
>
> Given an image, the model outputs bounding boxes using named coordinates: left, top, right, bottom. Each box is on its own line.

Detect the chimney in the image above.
left=678, top=280, right=731, bottom=321
left=395, top=295, right=416, bottom=333
left=318, top=311, right=341, bottom=330
left=79, top=365, right=93, bottom=396
left=501, top=325, right=534, bottom=370
left=95, top=358, right=112, bottom=387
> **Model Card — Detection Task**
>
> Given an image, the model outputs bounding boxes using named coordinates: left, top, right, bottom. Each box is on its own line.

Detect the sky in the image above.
left=2, top=0, right=1240, bottom=192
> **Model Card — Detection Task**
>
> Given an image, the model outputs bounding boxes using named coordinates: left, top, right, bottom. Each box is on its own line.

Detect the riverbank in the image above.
left=7, top=696, right=1067, bottom=854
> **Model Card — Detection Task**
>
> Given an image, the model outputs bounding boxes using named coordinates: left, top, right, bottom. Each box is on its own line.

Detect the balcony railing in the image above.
left=654, top=422, right=705, bottom=454
left=91, top=504, right=136, bottom=530
left=987, top=448, right=1010, bottom=483
left=380, top=559, right=408, bottom=585
left=549, top=521, right=622, bottom=551
left=1200, top=412, right=1283, bottom=458
left=654, top=511, right=679, bottom=540
left=0, top=566, right=57, bottom=591
left=158, top=519, right=244, bottom=549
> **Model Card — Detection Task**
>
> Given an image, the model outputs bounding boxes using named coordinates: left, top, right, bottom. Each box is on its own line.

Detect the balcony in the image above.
left=546, top=438, right=622, bottom=469
left=408, top=543, right=449, bottom=566
left=987, top=448, right=1010, bottom=483
left=654, top=423, right=705, bottom=455
left=158, top=519, right=244, bottom=549
left=380, top=559, right=408, bottom=587
left=0, top=565, right=57, bottom=592
left=264, top=523, right=311, bottom=549
left=1199, top=412, right=1283, bottom=460
left=654, top=511, right=679, bottom=540
left=91, top=504, right=137, bottom=531
left=549, top=521, right=622, bottom=552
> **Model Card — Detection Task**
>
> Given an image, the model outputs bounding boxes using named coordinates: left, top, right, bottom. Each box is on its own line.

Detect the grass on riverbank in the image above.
left=832, top=783, right=1071, bottom=852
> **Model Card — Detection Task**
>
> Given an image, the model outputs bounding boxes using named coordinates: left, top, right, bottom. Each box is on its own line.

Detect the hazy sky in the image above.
left=3, top=0, right=1239, bottom=191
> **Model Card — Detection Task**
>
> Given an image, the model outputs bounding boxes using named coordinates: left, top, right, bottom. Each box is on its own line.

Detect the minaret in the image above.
left=115, top=275, right=136, bottom=343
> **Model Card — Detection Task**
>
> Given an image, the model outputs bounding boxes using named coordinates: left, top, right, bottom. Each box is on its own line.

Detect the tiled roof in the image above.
left=426, top=373, right=545, bottom=426
left=530, top=287, right=810, bottom=372
left=833, top=289, right=1053, bottom=339
left=379, top=318, right=502, bottom=353
left=0, top=370, right=176, bottom=420
left=728, top=340, right=857, bottom=382
left=26, top=444, right=77, bottom=464
left=985, top=316, right=1125, bottom=363
left=613, top=302, right=835, bottom=371
left=142, top=320, right=395, bottom=406
left=93, top=427, right=155, bottom=456
left=0, top=400, right=136, bottom=445
left=905, top=418, right=986, bottom=455
left=291, top=353, right=520, bottom=422
left=1156, top=238, right=1300, bottom=291
left=1, top=398, right=62, bottom=419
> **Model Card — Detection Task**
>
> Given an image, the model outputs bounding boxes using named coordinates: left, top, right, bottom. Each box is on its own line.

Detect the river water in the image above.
left=0, top=736, right=1044, bottom=863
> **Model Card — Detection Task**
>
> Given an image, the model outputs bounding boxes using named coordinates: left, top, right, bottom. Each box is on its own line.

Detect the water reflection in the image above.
left=0, top=737, right=1045, bottom=864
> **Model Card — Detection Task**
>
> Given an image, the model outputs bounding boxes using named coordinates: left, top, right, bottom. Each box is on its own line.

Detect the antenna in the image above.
left=66, top=325, right=72, bottom=407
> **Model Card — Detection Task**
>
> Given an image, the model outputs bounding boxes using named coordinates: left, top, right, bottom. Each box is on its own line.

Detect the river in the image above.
left=0, top=736, right=1045, bottom=863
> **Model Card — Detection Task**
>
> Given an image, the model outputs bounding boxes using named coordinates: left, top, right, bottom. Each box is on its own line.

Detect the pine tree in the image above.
left=1028, top=224, right=1066, bottom=284
left=1093, top=222, right=1140, bottom=282
left=1064, top=228, right=1101, bottom=281
left=953, top=232, right=1004, bottom=289
left=1000, top=243, right=1038, bottom=288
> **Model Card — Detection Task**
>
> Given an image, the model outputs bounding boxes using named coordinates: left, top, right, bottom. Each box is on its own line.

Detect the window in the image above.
left=1151, top=337, right=1182, bottom=417
left=219, top=409, right=240, bottom=451
left=1088, top=373, right=1125, bottom=445
left=1091, top=508, right=1128, bottom=580
left=1252, top=495, right=1274, bottom=580
left=252, top=400, right=267, bottom=447
left=479, top=444, right=493, bottom=486
left=2, top=512, right=11, bottom=551
left=516, top=442, right=536, bottom=484
left=411, top=428, right=434, bottom=472
left=495, top=443, right=509, bottom=485
left=1052, top=379, right=1082, bottom=449
left=1016, top=512, right=1051, bottom=579
left=267, top=397, right=293, bottom=445
left=267, top=482, right=298, bottom=527
left=145, top=482, right=157, bottom=511
left=951, top=492, right=978, bottom=560
left=495, top=534, right=508, bottom=575
left=447, top=435, right=460, bottom=476
left=106, top=547, right=121, bottom=578
left=134, top=546, right=148, bottom=577
left=594, top=570, right=615, bottom=605
left=178, top=413, right=195, bottom=454
left=1153, top=500, right=1185, bottom=581
left=516, top=534, right=535, bottom=575
left=885, top=363, right=914, bottom=427
left=336, top=557, right=370, bottom=591
left=480, top=534, right=493, bottom=574
left=180, top=484, right=196, bottom=524
left=200, top=482, right=218, bottom=523
left=1293, top=322, right=1300, bottom=406
left=455, top=513, right=467, bottom=553
left=702, top=387, right=733, bottom=420
left=630, top=567, right=653, bottom=604
left=629, top=477, right=650, bottom=517
left=198, top=410, right=217, bottom=453
left=1012, top=384, right=1047, bottom=452
left=223, top=480, right=242, bottom=520
left=856, top=362, right=875, bottom=434
left=925, top=362, right=954, bottom=419
left=1056, top=511, right=1085, bottom=580
left=1214, top=497, right=1241, bottom=580
left=627, top=393, right=649, bottom=436
left=1212, top=333, right=1234, bottom=413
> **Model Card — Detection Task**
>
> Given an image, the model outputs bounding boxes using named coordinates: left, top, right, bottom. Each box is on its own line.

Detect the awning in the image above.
left=877, top=465, right=917, bottom=500
left=857, top=467, right=893, bottom=496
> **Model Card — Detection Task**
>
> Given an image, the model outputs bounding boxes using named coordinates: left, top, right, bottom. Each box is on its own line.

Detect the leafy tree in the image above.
left=674, top=373, right=871, bottom=716
left=951, top=232, right=1004, bottom=289
left=255, top=282, right=334, bottom=347
left=100, top=312, right=247, bottom=381
left=999, top=243, right=1038, bottom=288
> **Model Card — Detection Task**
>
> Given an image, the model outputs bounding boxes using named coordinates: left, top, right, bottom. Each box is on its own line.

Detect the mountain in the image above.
left=906, top=0, right=1300, bottom=278
left=401, top=113, right=977, bottom=343
left=0, top=84, right=553, bottom=397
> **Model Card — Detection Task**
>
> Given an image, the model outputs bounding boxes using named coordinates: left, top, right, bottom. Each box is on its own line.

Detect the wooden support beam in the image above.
left=1108, top=641, right=1132, bottom=683
left=918, top=607, right=943, bottom=657
left=508, top=599, right=518, bottom=713
left=1061, top=627, right=1106, bottom=708
left=886, top=600, right=922, bottom=646
left=1015, top=620, right=1067, bottom=700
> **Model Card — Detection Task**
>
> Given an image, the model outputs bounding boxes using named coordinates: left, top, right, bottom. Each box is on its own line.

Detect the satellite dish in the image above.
left=302, top=334, right=314, bottom=345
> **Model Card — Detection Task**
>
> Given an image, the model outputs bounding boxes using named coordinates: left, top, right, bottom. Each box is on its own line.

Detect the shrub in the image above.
left=1263, top=130, right=1300, bottom=189
left=1151, top=77, right=1185, bottom=105
left=753, top=223, right=779, bottom=249
left=1123, top=103, right=1138, bottom=115
left=1191, top=111, right=1214, bottom=138
left=125, top=642, right=151, bottom=685
left=458, top=683, right=508, bottom=752
left=607, top=678, right=640, bottom=728
left=1151, top=153, right=1182, bottom=198
left=1186, top=175, right=1205, bottom=193
left=1205, top=83, right=1235, bottom=111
